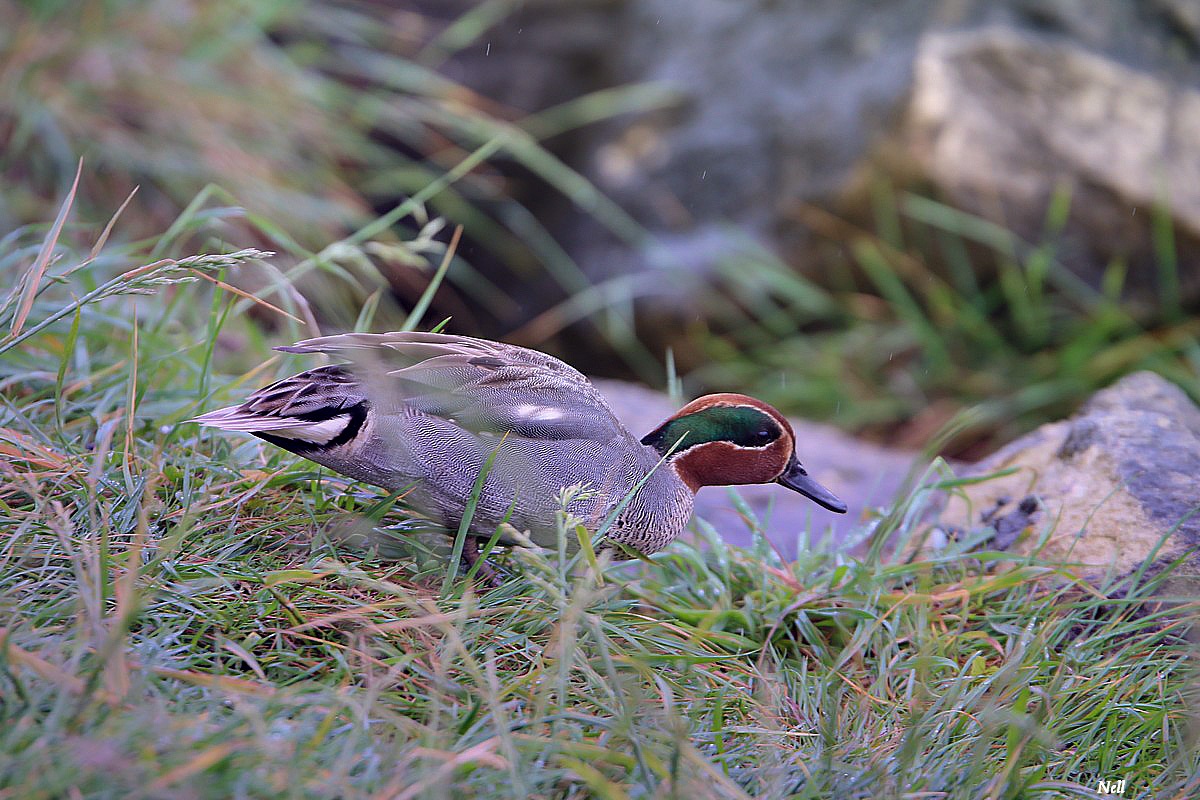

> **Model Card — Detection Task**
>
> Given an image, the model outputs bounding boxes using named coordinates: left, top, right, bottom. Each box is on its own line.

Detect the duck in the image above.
left=193, top=331, right=846, bottom=578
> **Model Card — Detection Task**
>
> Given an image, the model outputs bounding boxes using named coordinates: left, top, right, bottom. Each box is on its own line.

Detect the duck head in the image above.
left=640, top=393, right=847, bottom=513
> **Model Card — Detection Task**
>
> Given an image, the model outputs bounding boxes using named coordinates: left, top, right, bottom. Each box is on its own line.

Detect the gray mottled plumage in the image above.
left=194, top=332, right=693, bottom=554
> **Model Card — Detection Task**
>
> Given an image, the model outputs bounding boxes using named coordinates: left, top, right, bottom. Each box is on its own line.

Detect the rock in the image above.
left=411, top=0, right=629, bottom=115
left=568, top=2, right=1200, bottom=306
left=939, top=371, right=1200, bottom=594
left=412, top=0, right=1200, bottom=344
left=896, top=27, right=1200, bottom=309
left=569, top=0, right=937, bottom=293
left=592, top=379, right=915, bottom=557
left=1152, top=0, right=1200, bottom=46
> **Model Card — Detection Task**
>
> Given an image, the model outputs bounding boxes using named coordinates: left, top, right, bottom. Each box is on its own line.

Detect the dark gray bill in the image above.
left=777, top=457, right=848, bottom=513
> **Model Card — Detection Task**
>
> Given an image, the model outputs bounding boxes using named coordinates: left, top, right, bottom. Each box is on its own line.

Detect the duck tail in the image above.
left=191, top=366, right=368, bottom=451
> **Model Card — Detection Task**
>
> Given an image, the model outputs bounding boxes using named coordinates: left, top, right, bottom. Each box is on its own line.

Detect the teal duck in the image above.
left=194, top=332, right=846, bottom=574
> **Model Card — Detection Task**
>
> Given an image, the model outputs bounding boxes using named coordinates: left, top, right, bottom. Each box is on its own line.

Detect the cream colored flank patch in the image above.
left=513, top=403, right=564, bottom=422
left=194, top=406, right=353, bottom=445
left=264, top=414, right=352, bottom=444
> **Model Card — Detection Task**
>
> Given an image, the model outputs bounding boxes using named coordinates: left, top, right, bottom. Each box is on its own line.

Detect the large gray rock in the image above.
left=571, top=0, right=938, bottom=297
left=940, top=371, right=1200, bottom=594
left=416, top=0, right=1200, bottom=339
left=593, top=379, right=915, bottom=557
left=585, top=2, right=1200, bottom=309
left=413, top=0, right=628, bottom=114
left=896, top=27, right=1200, bottom=308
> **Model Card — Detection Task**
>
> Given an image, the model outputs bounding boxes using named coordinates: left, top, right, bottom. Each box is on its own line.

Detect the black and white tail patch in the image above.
left=192, top=365, right=369, bottom=454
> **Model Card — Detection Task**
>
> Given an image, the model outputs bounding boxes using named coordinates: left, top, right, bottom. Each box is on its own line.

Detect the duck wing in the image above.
left=204, top=331, right=630, bottom=444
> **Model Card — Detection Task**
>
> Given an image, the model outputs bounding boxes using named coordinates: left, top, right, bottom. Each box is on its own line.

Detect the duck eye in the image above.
left=755, top=428, right=774, bottom=443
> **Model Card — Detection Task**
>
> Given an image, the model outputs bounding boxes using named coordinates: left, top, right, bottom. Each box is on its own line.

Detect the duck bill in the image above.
left=777, top=457, right=848, bottom=514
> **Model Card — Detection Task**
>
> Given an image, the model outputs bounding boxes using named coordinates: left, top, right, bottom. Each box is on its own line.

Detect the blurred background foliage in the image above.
left=2, top=0, right=1198, bottom=459
left=1, top=0, right=669, bottom=338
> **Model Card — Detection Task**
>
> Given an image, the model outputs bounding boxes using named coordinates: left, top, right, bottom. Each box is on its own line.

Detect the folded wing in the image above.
left=275, top=331, right=627, bottom=442
left=194, top=331, right=629, bottom=449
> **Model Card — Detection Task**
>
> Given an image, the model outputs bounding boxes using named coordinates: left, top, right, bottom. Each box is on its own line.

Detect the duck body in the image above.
left=339, top=402, right=692, bottom=553
left=195, top=332, right=845, bottom=557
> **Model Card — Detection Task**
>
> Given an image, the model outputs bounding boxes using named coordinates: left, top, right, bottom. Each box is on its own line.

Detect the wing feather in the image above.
left=195, top=332, right=630, bottom=445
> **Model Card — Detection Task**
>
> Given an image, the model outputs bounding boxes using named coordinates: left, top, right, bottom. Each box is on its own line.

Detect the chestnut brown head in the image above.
left=641, top=393, right=847, bottom=513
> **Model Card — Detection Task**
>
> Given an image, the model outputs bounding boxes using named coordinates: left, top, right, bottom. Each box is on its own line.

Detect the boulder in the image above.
left=939, top=371, right=1200, bottom=594
left=895, top=27, right=1200, bottom=309
left=413, top=0, right=1200, bottom=340
left=593, top=379, right=915, bottom=557
left=585, top=4, right=1200, bottom=314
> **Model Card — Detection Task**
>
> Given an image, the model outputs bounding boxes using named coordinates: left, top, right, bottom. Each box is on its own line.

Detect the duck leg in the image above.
left=461, top=536, right=503, bottom=588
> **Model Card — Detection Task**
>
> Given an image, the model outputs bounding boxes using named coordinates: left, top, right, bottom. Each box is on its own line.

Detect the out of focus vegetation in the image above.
left=4, top=0, right=1198, bottom=457
left=1, top=0, right=667, bottom=360
left=694, top=194, right=1200, bottom=455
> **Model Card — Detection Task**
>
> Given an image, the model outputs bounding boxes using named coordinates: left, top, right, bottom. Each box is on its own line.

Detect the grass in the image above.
left=0, top=0, right=673, bottom=380
left=1, top=200, right=1198, bottom=799
left=691, top=188, right=1200, bottom=457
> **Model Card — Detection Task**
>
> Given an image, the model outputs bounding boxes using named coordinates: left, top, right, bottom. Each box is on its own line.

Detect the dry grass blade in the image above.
left=1, top=630, right=123, bottom=707
left=10, top=158, right=82, bottom=338
left=185, top=267, right=303, bottom=324
left=88, top=185, right=139, bottom=260
left=389, top=740, right=508, bottom=800
left=144, top=741, right=246, bottom=794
